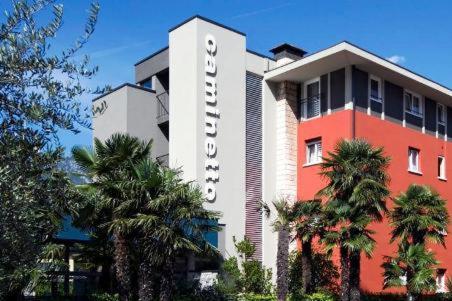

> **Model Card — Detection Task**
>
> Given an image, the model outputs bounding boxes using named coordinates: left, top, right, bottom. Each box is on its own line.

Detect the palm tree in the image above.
left=72, top=133, right=152, bottom=301
left=390, top=184, right=449, bottom=246
left=292, top=200, right=325, bottom=294
left=318, top=139, right=390, bottom=301
left=122, top=162, right=221, bottom=301
left=269, top=198, right=294, bottom=301
left=382, top=243, right=438, bottom=301
left=383, top=184, right=449, bottom=301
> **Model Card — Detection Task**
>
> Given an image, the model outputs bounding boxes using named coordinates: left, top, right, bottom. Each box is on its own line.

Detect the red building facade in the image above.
left=279, top=50, right=452, bottom=292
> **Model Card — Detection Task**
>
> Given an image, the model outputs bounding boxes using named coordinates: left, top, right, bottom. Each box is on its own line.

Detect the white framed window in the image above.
left=405, top=90, right=423, bottom=117
left=436, top=269, right=447, bottom=293
left=400, top=274, right=407, bottom=286
left=438, top=103, right=446, bottom=125
left=408, top=148, right=420, bottom=173
left=306, top=139, right=322, bottom=165
left=301, top=78, right=321, bottom=120
left=438, top=156, right=446, bottom=180
left=369, top=75, right=382, bottom=103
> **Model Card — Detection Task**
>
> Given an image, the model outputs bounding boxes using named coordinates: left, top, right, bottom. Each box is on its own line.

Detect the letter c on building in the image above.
left=205, top=34, right=217, bottom=55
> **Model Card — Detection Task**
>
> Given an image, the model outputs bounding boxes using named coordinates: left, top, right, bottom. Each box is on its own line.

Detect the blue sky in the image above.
left=3, top=0, right=452, bottom=153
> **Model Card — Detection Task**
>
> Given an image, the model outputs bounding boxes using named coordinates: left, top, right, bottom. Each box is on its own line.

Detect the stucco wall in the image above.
left=92, top=85, right=168, bottom=160
left=169, top=17, right=247, bottom=258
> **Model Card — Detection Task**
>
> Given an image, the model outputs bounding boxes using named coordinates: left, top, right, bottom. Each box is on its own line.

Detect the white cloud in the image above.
left=231, top=2, right=294, bottom=19
left=386, top=55, right=406, bottom=65
left=88, top=40, right=154, bottom=59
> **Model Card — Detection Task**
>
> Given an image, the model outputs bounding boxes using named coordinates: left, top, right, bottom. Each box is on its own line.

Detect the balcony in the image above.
left=156, top=91, right=169, bottom=124
left=156, top=154, right=169, bottom=167
left=300, top=94, right=321, bottom=120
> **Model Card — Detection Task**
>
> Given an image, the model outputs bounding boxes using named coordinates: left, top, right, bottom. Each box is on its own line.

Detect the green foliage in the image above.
left=360, top=293, right=405, bottom=301
left=300, top=292, right=336, bottom=301
left=217, top=237, right=273, bottom=297
left=382, top=244, right=437, bottom=294
left=288, top=251, right=339, bottom=298
left=292, top=200, right=325, bottom=244
left=240, top=293, right=277, bottom=301
left=361, top=293, right=452, bottom=301
left=88, top=293, right=119, bottom=301
left=271, top=198, right=294, bottom=232
left=390, top=184, right=449, bottom=246
left=73, top=133, right=221, bottom=300
left=235, top=236, right=257, bottom=260
left=242, top=260, right=273, bottom=295
left=0, top=0, right=101, bottom=298
left=319, top=139, right=390, bottom=256
left=217, top=257, right=242, bottom=295
left=318, top=139, right=390, bottom=300
left=172, top=279, right=231, bottom=301
left=0, top=143, right=84, bottom=298
left=383, top=185, right=449, bottom=298
left=1, top=0, right=102, bottom=139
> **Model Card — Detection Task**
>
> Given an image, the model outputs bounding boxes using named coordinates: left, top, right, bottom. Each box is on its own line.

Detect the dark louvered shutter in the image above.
left=245, top=72, right=263, bottom=261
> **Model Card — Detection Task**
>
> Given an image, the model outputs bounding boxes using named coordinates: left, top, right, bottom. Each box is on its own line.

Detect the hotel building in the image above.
left=92, top=15, right=452, bottom=292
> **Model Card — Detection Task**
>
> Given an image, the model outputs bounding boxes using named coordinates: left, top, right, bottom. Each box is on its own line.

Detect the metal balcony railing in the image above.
left=156, top=154, right=169, bottom=167
left=299, top=94, right=321, bottom=120
left=156, top=91, right=169, bottom=123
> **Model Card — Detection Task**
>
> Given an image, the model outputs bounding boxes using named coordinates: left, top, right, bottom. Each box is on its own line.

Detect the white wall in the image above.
left=92, top=85, right=168, bottom=160
left=169, top=17, right=247, bottom=258
left=262, top=80, right=279, bottom=278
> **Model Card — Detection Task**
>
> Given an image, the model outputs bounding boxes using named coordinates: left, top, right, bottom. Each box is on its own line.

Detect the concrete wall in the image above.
left=92, top=87, right=128, bottom=142
left=135, top=47, right=169, bottom=83
left=262, top=80, right=279, bottom=277
left=169, top=17, right=247, bottom=258
left=246, top=51, right=274, bottom=76
left=92, top=85, right=169, bottom=160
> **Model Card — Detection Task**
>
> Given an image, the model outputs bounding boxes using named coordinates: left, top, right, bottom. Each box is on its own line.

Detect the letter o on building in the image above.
left=205, top=183, right=216, bottom=203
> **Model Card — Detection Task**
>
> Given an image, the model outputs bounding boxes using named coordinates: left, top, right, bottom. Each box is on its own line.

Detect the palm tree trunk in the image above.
left=159, top=260, right=175, bottom=301
left=114, top=231, right=131, bottom=301
left=138, top=260, right=154, bottom=301
left=406, top=270, right=416, bottom=301
left=340, top=244, right=350, bottom=301
left=301, top=239, right=313, bottom=294
left=276, top=227, right=290, bottom=301
left=349, top=250, right=361, bottom=301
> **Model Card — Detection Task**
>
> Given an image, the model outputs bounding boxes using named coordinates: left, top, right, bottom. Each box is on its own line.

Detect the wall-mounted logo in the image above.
left=204, top=34, right=219, bottom=203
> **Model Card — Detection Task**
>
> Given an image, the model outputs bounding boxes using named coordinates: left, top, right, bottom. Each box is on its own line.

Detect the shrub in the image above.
left=216, top=256, right=242, bottom=295
left=242, top=260, right=273, bottom=295
left=88, top=293, right=119, bottom=301
left=216, top=237, right=273, bottom=296
left=173, top=278, right=232, bottom=301
left=361, top=293, right=452, bottom=301
left=239, top=293, right=277, bottom=301
left=361, top=293, right=406, bottom=301
left=303, top=292, right=336, bottom=301
left=288, top=251, right=339, bottom=297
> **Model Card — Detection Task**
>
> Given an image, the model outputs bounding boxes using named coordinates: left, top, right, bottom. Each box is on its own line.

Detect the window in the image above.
left=438, top=103, right=446, bottom=125
left=408, top=148, right=420, bottom=173
left=369, top=75, right=382, bottom=102
left=301, top=78, right=321, bottom=119
left=140, top=78, right=153, bottom=89
left=400, top=274, right=407, bottom=286
left=436, top=269, right=447, bottom=293
left=438, top=156, right=446, bottom=180
left=405, top=90, right=423, bottom=116
left=306, top=139, right=322, bottom=165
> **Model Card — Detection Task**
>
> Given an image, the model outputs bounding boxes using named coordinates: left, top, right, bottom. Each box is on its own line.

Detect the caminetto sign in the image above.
left=204, top=34, right=219, bottom=203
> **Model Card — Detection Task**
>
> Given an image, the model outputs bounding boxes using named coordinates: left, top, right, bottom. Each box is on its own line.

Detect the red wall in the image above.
left=298, top=109, right=452, bottom=293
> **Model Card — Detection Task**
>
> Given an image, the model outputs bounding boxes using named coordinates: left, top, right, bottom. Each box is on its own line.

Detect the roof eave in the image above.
left=264, top=42, right=452, bottom=99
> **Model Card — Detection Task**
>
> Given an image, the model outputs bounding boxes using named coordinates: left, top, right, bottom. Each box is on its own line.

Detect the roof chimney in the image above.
left=270, top=43, right=307, bottom=67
